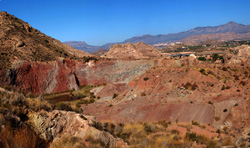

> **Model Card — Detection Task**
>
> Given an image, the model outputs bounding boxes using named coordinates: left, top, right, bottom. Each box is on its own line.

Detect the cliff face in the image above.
left=0, top=59, right=154, bottom=94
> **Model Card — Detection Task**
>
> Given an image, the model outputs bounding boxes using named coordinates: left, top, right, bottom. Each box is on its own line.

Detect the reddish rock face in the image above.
left=1, top=59, right=154, bottom=94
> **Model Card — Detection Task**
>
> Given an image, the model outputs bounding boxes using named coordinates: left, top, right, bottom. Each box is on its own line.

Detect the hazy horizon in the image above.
left=1, top=0, right=250, bottom=46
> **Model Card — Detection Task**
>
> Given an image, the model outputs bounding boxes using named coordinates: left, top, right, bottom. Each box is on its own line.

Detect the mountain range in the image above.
left=64, top=21, right=250, bottom=53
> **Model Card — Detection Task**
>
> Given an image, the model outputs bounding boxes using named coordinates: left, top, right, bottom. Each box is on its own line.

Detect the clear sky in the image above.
left=0, top=0, right=250, bottom=46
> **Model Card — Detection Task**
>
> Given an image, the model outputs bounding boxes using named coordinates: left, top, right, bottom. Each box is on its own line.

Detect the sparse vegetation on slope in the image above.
left=0, top=11, right=93, bottom=69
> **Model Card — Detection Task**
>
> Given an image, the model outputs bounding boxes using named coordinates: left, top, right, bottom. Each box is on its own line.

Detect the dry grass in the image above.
left=50, top=136, right=86, bottom=148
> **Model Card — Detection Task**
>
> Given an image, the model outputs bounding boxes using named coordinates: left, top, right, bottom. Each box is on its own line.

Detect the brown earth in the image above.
left=103, top=42, right=162, bottom=59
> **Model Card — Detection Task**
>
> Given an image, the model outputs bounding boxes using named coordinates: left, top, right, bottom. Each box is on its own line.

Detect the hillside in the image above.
left=0, top=11, right=92, bottom=69
left=103, top=42, right=162, bottom=59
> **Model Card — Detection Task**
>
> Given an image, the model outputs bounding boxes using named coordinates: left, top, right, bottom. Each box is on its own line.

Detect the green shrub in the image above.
left=198, top=57, right=206, bottom=61
left=212, top=54, right=219, bottom=61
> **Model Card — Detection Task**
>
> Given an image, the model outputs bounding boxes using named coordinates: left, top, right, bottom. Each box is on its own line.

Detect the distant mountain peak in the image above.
left=224, top=21, right=244, bottom=27
left=228, top=21, right=237, bottom=24
left=64, top=41, right=87, bottom=44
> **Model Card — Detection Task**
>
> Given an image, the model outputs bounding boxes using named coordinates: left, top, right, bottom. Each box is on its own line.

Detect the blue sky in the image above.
left=1, top=0, right=250, bottom=46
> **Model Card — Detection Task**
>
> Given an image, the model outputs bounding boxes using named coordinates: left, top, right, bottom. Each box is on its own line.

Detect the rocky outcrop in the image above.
left=225, top=45, right=250, bottom=64
left=103, top=42, right=162, bottom=59
left=28, top=110, right=125, bottom=147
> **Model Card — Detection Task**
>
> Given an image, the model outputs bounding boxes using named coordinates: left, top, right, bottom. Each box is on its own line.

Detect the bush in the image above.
left=234, top=75, right=240, bottom=80
left=183, top=82, right=192, bottom=89
left=54, top=102, right=72, bottom=111
left=191, top=83, right=198, bottom=90
left=214, top=116, right=220, bottom=121
left=143, top=77, right=149, bottom=81
left=141, top=92, right=146, bottom=96
left=171, top=129, right=180, bottom=135
left=3, top=85, right=12, bottom=91
left=212, top=54, right=219, bottom=61
left=92, top=121, right=103, bottom=131
left=199, top=69, right=206, bottom=75
left=222, top=67, right=227, bottom=71
left=198, top=57, right=206, bottom=61
left=185, top=132, right=208, bottom=144
left=192, top=120, right=199, bottom=126
left=83, top=56, right=98, bottom=62
left=157, top=120, right=169, bottom=128
left=112, top=93, right=118, bottom=99
left=89, top=98, right=95, bottom=103
left=239, top=81, right=246, bottom=86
